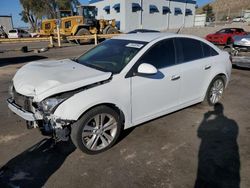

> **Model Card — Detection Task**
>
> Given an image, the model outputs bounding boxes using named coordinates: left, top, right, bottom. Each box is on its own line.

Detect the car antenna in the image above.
left=176, top=24, right=184, bottom=34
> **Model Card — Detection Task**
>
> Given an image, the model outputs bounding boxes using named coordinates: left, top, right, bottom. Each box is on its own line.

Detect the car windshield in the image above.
left=76, top=39, right=147, bottom=73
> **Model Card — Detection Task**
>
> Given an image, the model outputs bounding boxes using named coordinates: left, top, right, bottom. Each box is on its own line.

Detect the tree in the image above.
left=19, top=0, right=44, bottom=31
left=202, top=4, right=215, bottom=22
left=19, top=0, right=80, bottom=31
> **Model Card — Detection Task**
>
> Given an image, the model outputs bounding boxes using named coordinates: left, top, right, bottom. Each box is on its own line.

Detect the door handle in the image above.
left=171, top=75, right=180, bottom=81
left=204, top=65, right=211, bottom=70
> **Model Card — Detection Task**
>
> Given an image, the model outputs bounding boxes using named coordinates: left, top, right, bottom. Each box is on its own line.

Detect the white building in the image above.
left=194, top=14, right=206, bottom=27
left=0, top=15, right=13, bottom=32
left=89, top=0, right=196, bottom=32
left=244, top=10, right=250, bottom=22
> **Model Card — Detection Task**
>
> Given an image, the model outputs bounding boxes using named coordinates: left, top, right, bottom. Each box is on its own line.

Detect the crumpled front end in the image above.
left=7, top=85, right=74, bottom=141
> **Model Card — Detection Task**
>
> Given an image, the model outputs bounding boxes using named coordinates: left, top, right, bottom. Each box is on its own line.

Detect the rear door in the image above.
left=175, top=38, right=216, bottom=104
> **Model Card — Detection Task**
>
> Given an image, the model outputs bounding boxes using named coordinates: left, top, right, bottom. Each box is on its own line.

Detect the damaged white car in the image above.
left=7, top=33, right=232, bottom=154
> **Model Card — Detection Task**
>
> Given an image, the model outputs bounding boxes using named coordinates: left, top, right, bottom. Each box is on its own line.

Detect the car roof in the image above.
left=127, top=29, right=160, bottom=34
left=219, top=28, right=244, bottom=30
left=113, top=32, right=175, bottom=42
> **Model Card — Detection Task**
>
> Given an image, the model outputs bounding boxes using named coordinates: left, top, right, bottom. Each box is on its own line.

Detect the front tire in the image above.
left=71, top=106, right=122, bottom=154
left=205, top=76, right=225, bottom=106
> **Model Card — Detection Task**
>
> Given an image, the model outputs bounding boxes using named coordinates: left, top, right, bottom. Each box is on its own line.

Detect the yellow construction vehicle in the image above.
left=39, top=10, right=73, bottom=36
left=39, top=5, right=119, bottom=41
left=39, top=19, right=56, bottom=36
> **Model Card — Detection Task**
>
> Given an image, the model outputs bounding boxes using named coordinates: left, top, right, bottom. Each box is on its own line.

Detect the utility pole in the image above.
left=167, top=0, right=171, bottom=30
left=140, top=0, right=143, bottom=29
left=183, top=0, right=187, bottom=27
left=227, top=8, right=231, bottom=19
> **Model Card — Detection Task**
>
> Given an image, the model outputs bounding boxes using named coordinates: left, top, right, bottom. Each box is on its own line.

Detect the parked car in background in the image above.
left=8, top=29, right=31, bottom=38
left=232, top=16, right=246, bottom=22
left=233, top=34, right=250, bottom=50
left=7, top=33, right=232, bottom=154
left=206, top=28, right=247, bottom=45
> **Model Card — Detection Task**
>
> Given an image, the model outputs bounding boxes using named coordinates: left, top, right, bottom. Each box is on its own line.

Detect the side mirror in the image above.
left=137, top=63, right=157, bottom=75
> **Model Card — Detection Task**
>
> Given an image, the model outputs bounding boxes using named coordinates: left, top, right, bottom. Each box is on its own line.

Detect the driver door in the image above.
left=130, top=39, right=181, bottom=125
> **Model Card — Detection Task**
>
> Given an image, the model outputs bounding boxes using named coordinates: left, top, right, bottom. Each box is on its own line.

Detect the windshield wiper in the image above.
left=71, top=58, right=78, bottom=63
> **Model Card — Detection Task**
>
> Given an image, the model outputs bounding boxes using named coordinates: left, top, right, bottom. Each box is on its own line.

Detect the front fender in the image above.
left=53, top=78, right=132, bottom=129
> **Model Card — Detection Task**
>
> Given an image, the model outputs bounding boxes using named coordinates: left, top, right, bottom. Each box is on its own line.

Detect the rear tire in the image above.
left=76, top=28, right=92, bottom=44
left=204, top=76, right=225, bottom=106
left=71, top=106, right=122, bottom=154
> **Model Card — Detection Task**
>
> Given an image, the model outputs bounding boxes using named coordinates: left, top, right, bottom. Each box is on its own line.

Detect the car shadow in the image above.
left=116, top=127, right=135, bottom=144
left=0, top=55, right=47, bottom=67
left=194, top=103, right=240, bottom=188
left=0, top=138, right=76, bottom=187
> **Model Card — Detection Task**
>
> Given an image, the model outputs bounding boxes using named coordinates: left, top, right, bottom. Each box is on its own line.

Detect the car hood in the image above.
left=13, top=59, right=112, bottom=102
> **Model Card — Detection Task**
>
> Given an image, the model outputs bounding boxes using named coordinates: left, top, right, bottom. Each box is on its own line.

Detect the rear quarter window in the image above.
left=202, top=42, right=219, bottom=57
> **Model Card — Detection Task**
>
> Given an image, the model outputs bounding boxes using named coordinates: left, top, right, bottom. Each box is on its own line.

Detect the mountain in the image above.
left=197, top=0, right=250, bottom=19
left=212, top=0, right=250, bottom=17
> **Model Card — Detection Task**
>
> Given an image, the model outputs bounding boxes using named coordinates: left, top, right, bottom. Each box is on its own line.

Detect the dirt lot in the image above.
left=0, top=31, right=250, bottom=187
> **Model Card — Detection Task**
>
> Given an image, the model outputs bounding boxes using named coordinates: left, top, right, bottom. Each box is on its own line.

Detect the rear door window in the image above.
left=175, top=38, right=203, bottom=63
left=176, top=37, right=219, bottom=62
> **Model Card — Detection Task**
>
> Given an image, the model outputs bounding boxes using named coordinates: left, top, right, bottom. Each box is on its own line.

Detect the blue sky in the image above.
left=0, top=0, right=212, bottom=28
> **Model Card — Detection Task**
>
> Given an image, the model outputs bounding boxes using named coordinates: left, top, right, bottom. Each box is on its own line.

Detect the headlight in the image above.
left=39, top=98, right=66, bottom=113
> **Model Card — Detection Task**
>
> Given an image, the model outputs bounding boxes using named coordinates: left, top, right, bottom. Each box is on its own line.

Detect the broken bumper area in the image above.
left=7, top=98, right=37, bottom=121
left=7, top=98, right=72, bottom=141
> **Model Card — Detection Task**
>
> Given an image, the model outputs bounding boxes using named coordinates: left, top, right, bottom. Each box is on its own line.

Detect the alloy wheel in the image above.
left=209, top=79, right=224, bottom=104
left=81, top=113, right=118, bottom=151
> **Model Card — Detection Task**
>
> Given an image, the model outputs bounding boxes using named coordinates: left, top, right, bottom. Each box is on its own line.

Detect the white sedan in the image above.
left=8, top=29, right=31, bottom=38
left=232, top=16, right=246, bottom=22
left=7, top=33, right=232, bottom=154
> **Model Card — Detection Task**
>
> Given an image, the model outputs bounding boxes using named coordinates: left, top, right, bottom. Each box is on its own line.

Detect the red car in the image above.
left=206, top=28, right=247, bottom=45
